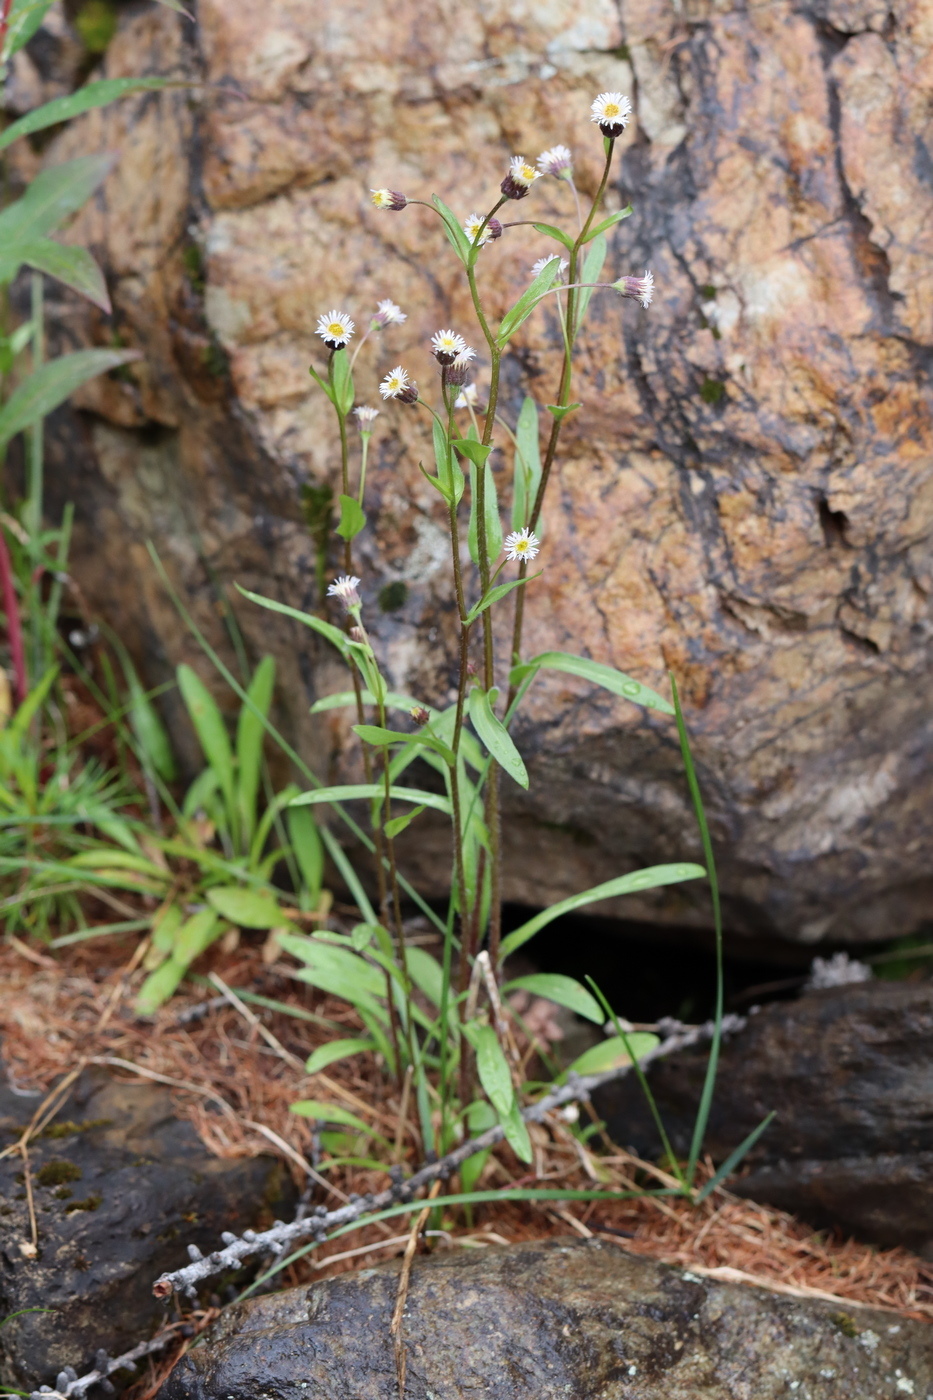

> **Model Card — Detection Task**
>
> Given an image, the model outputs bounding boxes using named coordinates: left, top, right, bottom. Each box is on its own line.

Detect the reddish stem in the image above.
left=0, top=0, right=13, bottom=50
left=0, top=527, right=26, bottom=704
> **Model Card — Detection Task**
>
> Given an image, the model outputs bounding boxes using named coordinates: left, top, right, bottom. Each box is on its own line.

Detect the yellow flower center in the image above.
left=520, top=164, right=535, bottom=180
left=328, top=323, right=344, bottom=337
left=603, top=102, right=620, bottom=117
left=515, top=540, right=529, bottom=552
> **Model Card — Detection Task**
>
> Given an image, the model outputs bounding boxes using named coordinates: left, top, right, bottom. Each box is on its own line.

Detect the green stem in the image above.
left=357, top=433, right=371, bottom=506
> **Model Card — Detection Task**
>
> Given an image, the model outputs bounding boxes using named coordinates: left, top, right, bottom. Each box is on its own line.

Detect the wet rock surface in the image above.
left=157, top=1236, right=933, bottom=1400
left=8, top=0, right=933, bottom=947
left=595, top=980, right=933, bottom=1249
left=0, top=1068, right=295, bottom=1390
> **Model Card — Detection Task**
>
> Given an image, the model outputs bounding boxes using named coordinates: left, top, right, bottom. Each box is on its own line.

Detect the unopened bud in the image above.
left=350, top=625, right=365, bottom=642
left=370, top=189, right=408, bottom=211
left=410, top=705, right=431, bottom=726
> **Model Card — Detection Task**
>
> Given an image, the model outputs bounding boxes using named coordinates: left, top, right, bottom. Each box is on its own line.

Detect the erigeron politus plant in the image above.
left=243, top=92, right=716, bottom=1168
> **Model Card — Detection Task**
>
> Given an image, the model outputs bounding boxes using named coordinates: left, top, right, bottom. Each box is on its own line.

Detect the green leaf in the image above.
left=0, top=78, right=173, bottom=153
left=466, top=1023, right=515, bottom=1119
left=290, top=1099, right=391, bottom=1149
left=583, top=205, right=634, bottom=243
left=352, top=724, right=454, bottom=765
left=305, top=1038, right=376, bottom=1075
left=501, top=863, right=706, bottom=958
left=464, top=572, right=542, bottom=627
left=405, top=945, right=444, bottom=1007
left=206, top=885, right=284, bottom=929
left=173, top=908, right=223, bottom=964
left=10, top=664, right=58, bottom=739
left=545, top=402, right=582, bottom=424
left=468, top=687, right=528, bottom=789
left=3, top=0, right=54, bottom=59
left=135, top=958, right=186, bottom=1015
left=573, top=233, right=607, bottom=336
left=0, top=156, right=113, bottom=251
left=11, top=240, right=110, bottom=311
left=291, top=783, right=451, bottom=815
left=330, top=348, right=354, bottom=416
left=177, top=663, right=236, bottom=820
left=451, top=437, right=492, bottom=468
left=121, top=662, right=176, bottom=783
left=236, top=655, right=275, bottom=844
left=308, top=362, right=337, bottom=406
left=432, top=194, right=471, bottom=265
left=310, top=689, right=422, bottom=716
left=566, top=1032, right=660, bottom=1077
left=334, top=493, right=366, bottom=541
left=694, top=1112, right=776, bottom=1203
left=500, top=1097, right=533, bottom=1163
left=460, top=1099, right=497, bottom=1193
left=512, top=396, right=541, bottom=531
left=286, top=805, right=324, bottom=904
left=503, top=973, right=604, bottom=1024
left=510, top=650, right=675, bottom=715
left=497, top=257, right=563, bottom=345
left=532, top=222, right=575, bottom=252
left=383, top=805, right=425, bottom=839
left=467, top=458, right=502, bottom=568
left=0, top=349, right=140, bottom=453
left=431, top=418, right=465, bottom=505
left=237, top=586, right=350, bottom=657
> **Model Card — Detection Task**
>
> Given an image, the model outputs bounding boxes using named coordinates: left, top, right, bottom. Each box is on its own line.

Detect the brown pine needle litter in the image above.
left=2, top=934, right=932, bottom=1349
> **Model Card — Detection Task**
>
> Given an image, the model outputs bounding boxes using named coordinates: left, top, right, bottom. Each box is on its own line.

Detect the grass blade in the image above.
left=694, top=1112, right=776, bottom=1203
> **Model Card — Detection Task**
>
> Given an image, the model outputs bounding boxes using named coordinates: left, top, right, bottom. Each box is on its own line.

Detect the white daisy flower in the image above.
left=504, top=527, right=540, bottom=562
left=613, top=270, right=654, bottom=309
left=501, top=155, right=542, bottom=200
left=431, top=328, right=467, bottom=364
left=454, top=383, right=480, bottom=409
left=373, top=299, right=406, bottom=327
left=315, top=310, right=355, bottom=348
left=327, top=575, right=362, bottom=608
left=531, top=255, right=568, bottom=280
left=379, top=365, right=417, bottom=402
left=590, top=91, right=632, bottom=136
left=537, top=144, right=573, bottom=179
left=463, top=212, right=493, bottom=246
left=353, top=405, right=380, bottom=430
left=370, top=188, right=407, bottom=210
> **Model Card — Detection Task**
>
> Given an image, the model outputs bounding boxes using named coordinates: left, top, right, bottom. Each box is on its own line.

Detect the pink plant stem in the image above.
left=0, top=526, right=27, bottom=704
left=0, top=0, right=13, bottom=51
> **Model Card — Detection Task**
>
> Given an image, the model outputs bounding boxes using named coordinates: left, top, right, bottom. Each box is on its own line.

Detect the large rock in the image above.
left=157, top=1237, right=933, bottom=1399
left=15, top=0, right=933, bottom=945
left=595, top=980, right=933, bottom=1250
left=0, top=1068, right=295, bottom=1390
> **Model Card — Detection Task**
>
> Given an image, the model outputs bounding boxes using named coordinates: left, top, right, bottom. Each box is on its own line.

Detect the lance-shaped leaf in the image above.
left=467, top=457, right=502, bottom=567
left=497, top=256, right=563, bottom=345
left=330, top=348, right=354, bottom=416
left=352, top=724, right=455, bottom=765
left=468, top=687, right=528, bottom=789
left=0, top=77, right=172, bottom=152
left=335, top=493, right=366, bottom=541
left=237, top=585, right=350, bottom=657
left=432, top=194, right=472, bottom=265
left=464, top=572, right=541, bottom=627
left=291, top=783, right=452, bottom=815
left=573, top=233, right=607, bottom=336
left=582, top=204, right=634, bottom=243
left=533, top=221, right=575, bottom=251
left=3, top=0, right=55, bottom=59
left=512, top=396, right=541, bottom=531
left=503, top=972, right=604, bottom=1024
left=0, top=156, right=114, bottom=248
left=206, top=885, right=284, bottom=930
left=10, top=240, right=110, bottom=311
left=0, top=348, right=140, bottom=453
left=509, top=650, right=675, bottom=715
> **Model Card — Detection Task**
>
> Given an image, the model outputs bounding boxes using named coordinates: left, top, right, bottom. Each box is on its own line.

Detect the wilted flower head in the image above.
left=431, top=328, right=467, bottom=365
left=501, top=156, right=542, bottom=201
left=315, top=310, right=355, bottom=349
left=613, top=270, right=654, bottom=309
left=446, top=345, right=476, bottom=387
left=353, top=405, right=380, bottom=431
left=537, top=144, right=573, bottom=179
left=590, top=91, right=632, bottom=138
left=327, top=575, right=362, bottom=609
left=372, top=299, right=406, bottom=327
left=531, top=255, right=568, bottom=280
left=380, top=365, right=418, bottom=402
left=504, top=528, right=540, bottom=563
left=370, top=188, right=407, bottom=211
left=410, top=705, right=431, bottom=726
left=454, top=383, right=480, bottom=409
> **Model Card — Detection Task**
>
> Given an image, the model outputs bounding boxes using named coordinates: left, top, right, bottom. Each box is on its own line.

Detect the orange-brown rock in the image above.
left=21, top=0, right=933, bottom=945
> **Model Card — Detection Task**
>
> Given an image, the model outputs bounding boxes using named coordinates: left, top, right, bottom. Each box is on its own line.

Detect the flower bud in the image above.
left=501, top=156, right=542, bottom=201
left=370, top=189, right=408, bottom=211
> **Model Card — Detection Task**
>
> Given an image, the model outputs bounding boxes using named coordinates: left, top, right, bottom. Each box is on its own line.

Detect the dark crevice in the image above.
left=818, top=495, right=850, bottom=548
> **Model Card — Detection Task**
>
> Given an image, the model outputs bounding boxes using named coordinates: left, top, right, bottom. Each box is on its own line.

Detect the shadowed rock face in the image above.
left=156, top=1238, right=933, bottom=1399
left=595, top=980, right=933, bottom=1249
left=20, top=0, right=933, bottom=945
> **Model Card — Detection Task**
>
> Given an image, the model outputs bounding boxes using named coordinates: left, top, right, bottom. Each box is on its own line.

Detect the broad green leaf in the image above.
left=565, top=1032, right=660, bottom=1077
left=330, top=348, right=354, bottom=416
left=206, top=885, right=284, bottom=929
left=383, top=805, right=425, bottom=839
left=503, top=973, right=604, bottom=1024
left=583, top=205, right=634, bottom=243
left=308, top=362, right=336, bottom=406
left=9, top=240, right=110, bottom=311
left=468, top=687, right=528, bottom=789
left=177, top=664, right=236, bottom=820
left=125, top=667, right=176, bottom=782
left=466, top=1022, right=515, bottom=1119
left=0, top=78, right=172, bottom=153
left=0, top=349, right=140, bottom=453
left=310, top=689, right=422, bottom=715
left=173, top=908, right=223, bottom=964
left=405, top=945, right=444, bottom=1007
left=464, top=572, right=541, bottom=627
left=237, top=586, right=350, bottom=657
left=135, top=958, right=186, bottom=1015
left=277, top=932, right=387, bottom=998
left=335, top=493, right=366, bottom=541
left=3, top=0, right=54, bottom=58
left=151, top=901, right=183, bottom=954
left=497, top=256, right=563, bottom=345
left=433, top=418, right=464, bottom=505
left=432, top=194, right=471, bottom=265
left=510, top=650, right=675, bottom=715
left=352, top=724, right=454, bottom=765
left=0, top=156, right=113, bottom=249
left=467, top=458, right=502, bottom=567
left=67, top=849, right=164, bottom=876
left=501, top=864, right=706, bottom=958
left=532, top=222, right=575, bottom=252
left=460, top=1099, right=497, bottom=1193
left=305, top=1038, right=376, bottom=1075
left=286, top=805, right=324, bottom=904
left=451, top=437, right=491, bottom=468
left=573, top=233, right=607, bottom=336
left=500, top=1096, right=533, bottom=1163
left=512, top=396, right=541, bottom=531
left=290, top=1100, right=390, bottom=1150
left=235, top=655, right=275, bottom=843
left=291, top=783, right=451, bottom=815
